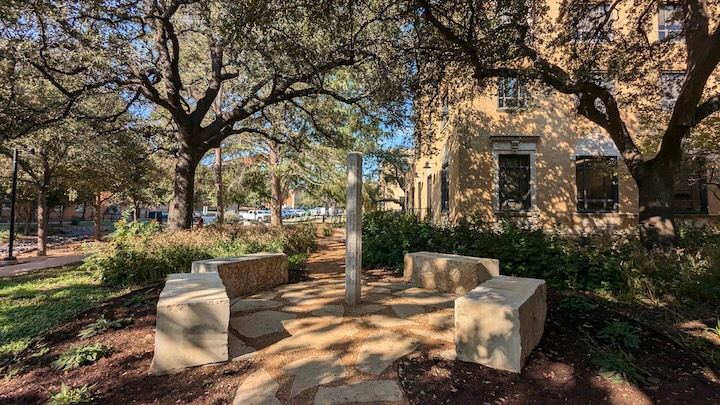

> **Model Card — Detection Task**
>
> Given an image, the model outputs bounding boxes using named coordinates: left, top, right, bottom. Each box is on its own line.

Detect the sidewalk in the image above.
left=228, top=228, right=455, bottom=404
left=0, top=244, right=87, bottom=278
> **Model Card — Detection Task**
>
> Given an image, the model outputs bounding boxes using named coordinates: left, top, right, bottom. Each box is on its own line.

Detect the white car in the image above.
left=238, top=209, right=271, bottom=222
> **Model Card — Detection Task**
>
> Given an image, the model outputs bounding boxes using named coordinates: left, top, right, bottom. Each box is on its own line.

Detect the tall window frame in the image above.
left=576, top=156, right=619, bottom=213
left=674, top=157, right=708, bottom=214
left=659, top=4, right=683, bottom=41
left=574, top=2, right=614, bottom=42
left=441, top=164, right=450, bottom=213
left=498, top=77, right=528, bottom=110
left=660, top=72, right=684, bottom=109
left=426, top=174, right=433, bottom=218
left=498, top=154, right=532, bottom=212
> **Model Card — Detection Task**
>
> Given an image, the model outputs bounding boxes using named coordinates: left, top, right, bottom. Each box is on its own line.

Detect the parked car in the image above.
left=148, top=211, right=169, bottom=222
left=238, top=209, right=271, bottom=222
left=256, top=210, right=271, bottom=222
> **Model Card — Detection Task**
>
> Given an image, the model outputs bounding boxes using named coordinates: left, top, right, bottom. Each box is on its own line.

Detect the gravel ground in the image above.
left=0, top=226, right=100, bottom=255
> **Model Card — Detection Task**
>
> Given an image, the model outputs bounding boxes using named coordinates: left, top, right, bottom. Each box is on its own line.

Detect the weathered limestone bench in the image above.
left=151, top=272, right=230, bottom=375
left=404, top=251, right=499, bottom=295
left=152, top=252, right=288, bottom=375
left=455, top=275, right=546, bottom=373
left=191, top=252, right=288, bottom=298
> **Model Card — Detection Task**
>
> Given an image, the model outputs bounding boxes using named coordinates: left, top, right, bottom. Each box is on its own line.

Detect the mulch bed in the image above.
left=398, top=290, right=720, bottom=405
left=2, top=280, right=719, bottom=404
left=0, top=285, right=252, bottom=404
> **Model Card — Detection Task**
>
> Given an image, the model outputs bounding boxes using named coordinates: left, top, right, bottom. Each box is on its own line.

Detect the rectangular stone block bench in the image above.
left=191, top=252, right=288, bottom=298
left=404, top=252, right=499, bottom=295
left=151, top=272, right=229, bottom=375
left=454, top=275, right=546, bottom=373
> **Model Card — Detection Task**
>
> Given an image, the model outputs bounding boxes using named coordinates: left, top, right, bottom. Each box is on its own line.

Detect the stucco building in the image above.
left=407, top=2, right=720, bottom=233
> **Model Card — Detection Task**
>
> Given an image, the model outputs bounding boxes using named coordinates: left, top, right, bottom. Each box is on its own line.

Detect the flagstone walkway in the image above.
left=229, top=234, right=458, bottom=404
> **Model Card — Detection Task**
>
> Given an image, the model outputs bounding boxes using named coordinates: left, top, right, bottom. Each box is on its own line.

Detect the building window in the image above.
left=659, top=4, right=682, bottom=41
left=495, top=0, right=513, bottom=25
left=576, top=156, right=618, bottom=212
left=498, top=154, right=531, bottom=211
left=417, top=181, right=422, bottom=216
left=498, top=77, right=527, bottom=109
left=674, top=158, right=707, bottom=214
left=441, top=165, right=449, bottom=213
left=427, top=175, right=433, bottom=217
left=409, top=185, right=415, bottom=211
left=660, top=72, right=684, bottom=108
left=574, top=2, right=614, bottom=42
left=441, top=90, right=449, bottom=128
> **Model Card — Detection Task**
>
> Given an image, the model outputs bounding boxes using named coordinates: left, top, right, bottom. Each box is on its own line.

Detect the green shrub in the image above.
left=48, top=383, right=94, bottom=404
left=81, top=220, right=316, bottom=286
left=77, top=315, right=132, bottom=339
left=362, top=212, right=720, bottom=304
left=592, top=349, right=649, bottom=385
left=559, top=296, right=597, bottom=312
left=598, top=320, right=641, bottom=349
left=51, top=343, right=112, bottom=371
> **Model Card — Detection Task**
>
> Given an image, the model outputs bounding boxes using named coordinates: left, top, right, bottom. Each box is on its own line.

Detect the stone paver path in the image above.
left=229, top=233, right=458, bottom=404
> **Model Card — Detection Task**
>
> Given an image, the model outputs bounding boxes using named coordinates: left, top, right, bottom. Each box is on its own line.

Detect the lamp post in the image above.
left=3, top=148, right=18, bottom=262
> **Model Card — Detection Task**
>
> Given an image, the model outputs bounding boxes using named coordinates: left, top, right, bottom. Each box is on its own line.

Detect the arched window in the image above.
left=575, top=133, right=619, bottom=213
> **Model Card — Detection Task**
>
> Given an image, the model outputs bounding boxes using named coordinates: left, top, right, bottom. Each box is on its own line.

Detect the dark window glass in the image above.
left=574, top=2, right=613, bottom=42
left=427, top=175, right=433, bottom=217
left=659, top=4, right=682, bottom=41
left=441, top=166, right=449, bottom=212
left=499, top=155, right=531, bottom=211
left=674, top=159, right=707, bottom=214
left=576, top=156, right=618, bottom=212
left=498, top=77, right=527, bottom=109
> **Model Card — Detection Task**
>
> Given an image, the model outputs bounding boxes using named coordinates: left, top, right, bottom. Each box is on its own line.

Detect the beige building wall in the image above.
left=408, top=2, right=720, bottom=233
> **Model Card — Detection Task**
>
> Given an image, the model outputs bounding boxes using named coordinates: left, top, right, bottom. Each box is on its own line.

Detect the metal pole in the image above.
left=4, top=148, right=18, bottom=261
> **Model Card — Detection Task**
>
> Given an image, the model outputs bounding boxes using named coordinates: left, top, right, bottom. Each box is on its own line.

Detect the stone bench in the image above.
left=151, top=273, right=230, bottom=375
left=404, top=252, right=499, bottom=295
left=191, top=252, right=288, bottom=298
left=454, top=275, right=546, bottom=373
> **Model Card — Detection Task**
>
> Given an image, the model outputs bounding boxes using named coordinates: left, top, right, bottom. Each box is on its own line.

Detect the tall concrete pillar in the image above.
left=345, top=152, right=362, bottom=305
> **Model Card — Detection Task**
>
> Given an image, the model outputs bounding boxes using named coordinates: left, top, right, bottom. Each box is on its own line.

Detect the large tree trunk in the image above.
left=268, top=143, right=285, bottom=226
left=635, top=159, right=678, bottom=250
left=215, top=147, right=224, bottom=225
left=133, top=200, right=141, bottom=222
left=168, top=147, right=200, bottom=230
left=93, top=192, right=102, bottom=242
left=36, top=185, right=48, bottom=256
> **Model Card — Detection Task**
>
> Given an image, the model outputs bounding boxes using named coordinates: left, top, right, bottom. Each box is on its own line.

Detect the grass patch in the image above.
left=0, top=266, right=123, bottom=359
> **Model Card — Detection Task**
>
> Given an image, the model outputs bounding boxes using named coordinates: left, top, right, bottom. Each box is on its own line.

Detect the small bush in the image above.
left=48, top=383, right=94, bottom=404
left=362, top=211, right=720, bottom=304
left=51, top=343, right=112, bottom=371
left=559, top=296, right=597, bottom=312
left=598, top=320, right=641, bottom=349
left=123, top=293, right=154, bottom=307
left=223, top=211, right=242, bottom=224
left=77, top=315, right=132, bottom=339
left=81, top=220, right=316, bottom=286
left=592, top=349, right=650, bottom=385
left=70, top=217, right=81, bottom=226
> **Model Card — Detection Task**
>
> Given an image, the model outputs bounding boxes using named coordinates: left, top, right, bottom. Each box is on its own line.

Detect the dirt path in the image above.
left=0, top=243, right=88, bottom=278
left=306, top=229, right=346, bottom=275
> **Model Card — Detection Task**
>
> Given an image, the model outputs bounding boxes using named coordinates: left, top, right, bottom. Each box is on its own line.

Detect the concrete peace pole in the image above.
left=345, top=152, right=362, bottom=305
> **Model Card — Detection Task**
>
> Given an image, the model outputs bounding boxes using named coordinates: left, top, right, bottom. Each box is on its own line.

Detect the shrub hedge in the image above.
left=81, top=219, right=316, bottom=286
left=362, top=211, right=720, bottom=304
